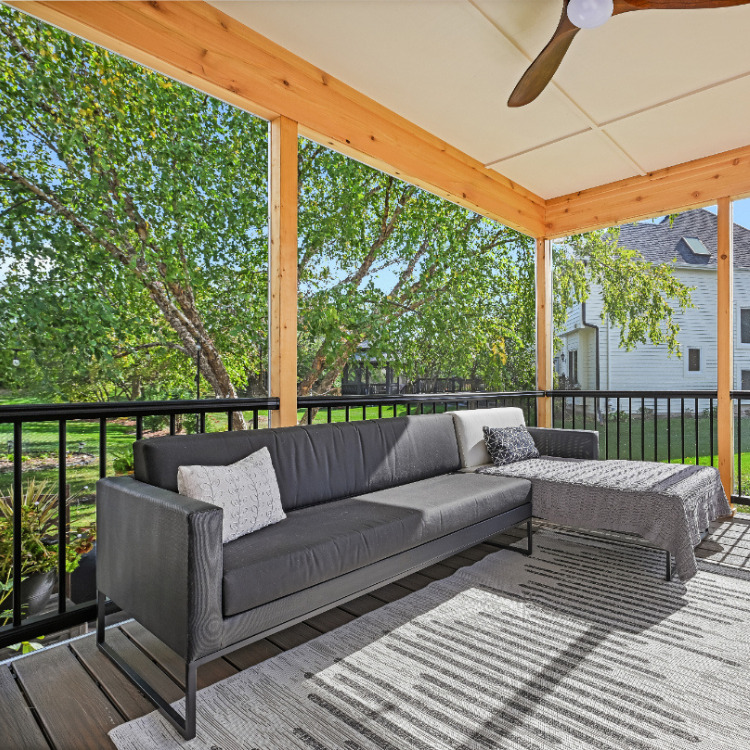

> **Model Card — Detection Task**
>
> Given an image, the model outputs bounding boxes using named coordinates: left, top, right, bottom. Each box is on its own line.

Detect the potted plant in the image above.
left=0, top=480, right=95, bottom=624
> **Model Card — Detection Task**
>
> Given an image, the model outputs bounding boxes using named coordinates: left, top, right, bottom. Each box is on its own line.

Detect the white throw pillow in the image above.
left=451, top=407, right=526, bottom=469
left=177, top=447, right=286, bottom=543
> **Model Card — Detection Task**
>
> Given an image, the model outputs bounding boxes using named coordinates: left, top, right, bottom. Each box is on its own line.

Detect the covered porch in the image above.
left=2, top=1, right=750, bottom=747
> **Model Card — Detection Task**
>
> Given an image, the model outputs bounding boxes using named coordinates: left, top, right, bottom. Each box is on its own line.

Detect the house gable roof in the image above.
left=617, top=208, right=750, bottom=269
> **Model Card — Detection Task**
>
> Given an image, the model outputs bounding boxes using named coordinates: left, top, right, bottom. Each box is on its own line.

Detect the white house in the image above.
left=556, top=208, right=750, bottom=394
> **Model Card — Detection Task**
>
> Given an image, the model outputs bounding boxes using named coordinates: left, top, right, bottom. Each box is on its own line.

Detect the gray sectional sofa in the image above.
left=96, top=409, right=596, bottom=739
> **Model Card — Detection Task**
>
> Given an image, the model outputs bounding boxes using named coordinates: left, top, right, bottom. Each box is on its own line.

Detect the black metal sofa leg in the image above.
left=486, top=519, right=533, bottom=557
left=96, top=592, right=198, bottom=740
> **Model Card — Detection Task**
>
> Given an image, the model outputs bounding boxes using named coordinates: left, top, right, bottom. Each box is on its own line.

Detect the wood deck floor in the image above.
left=1, top=518, right=749, bottom=750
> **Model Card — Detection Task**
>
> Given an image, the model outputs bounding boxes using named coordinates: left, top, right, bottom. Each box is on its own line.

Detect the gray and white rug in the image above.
left=111, top=528, right=750, bottom=749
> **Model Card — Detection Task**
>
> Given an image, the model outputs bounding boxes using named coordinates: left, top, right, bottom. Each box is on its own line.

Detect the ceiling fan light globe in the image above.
left=567, top=0, right=614, bottom=29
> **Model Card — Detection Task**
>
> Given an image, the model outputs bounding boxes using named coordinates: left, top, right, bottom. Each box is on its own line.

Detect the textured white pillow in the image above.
left=177, top=447, right=286, bottom=543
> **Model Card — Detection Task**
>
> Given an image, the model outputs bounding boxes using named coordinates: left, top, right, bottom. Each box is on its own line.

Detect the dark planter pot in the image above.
left=70, top=544, right=97, bottom=605
left=5, top=570, right=57, bottom=618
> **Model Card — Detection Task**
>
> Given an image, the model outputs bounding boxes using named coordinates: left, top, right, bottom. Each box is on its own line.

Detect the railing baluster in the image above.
left=641, top=397, right=645, bottom=461
left=13, top=421, right=23, bottom=625
left=681, top=398, right=685, bottom=464
left=616, top=397, right=620, bottom=459
left=362, top=405, right=367, bottom=421
left=694, top=398, right=699, bottom=466
left=667, top=398, right=671, bottom=464
left=345, top=405, right=350, bottom=422
left=604, top=398, right=609, bottom=459
left=58, top=419, right=67, bottom=614
left=227, top=411, right=234, bottom=431
left=170, top=414, right=176, bottom=435
left=630, top=396, right=639, bottom=455
left=99, top=417, right=107, bottom=479
left=738, top=397, right=743, bottom=499
left=654, top=397, right=658, bottom=462
left=309, top=407, right=314, bottom=425
left=593, top=397, right=598, bottom=448
left=136, top=415, right=143, bottom=441
left=710, top=397, right=715, bottom=466
left=199, top=413, right=206, bottom=433
left=327, top=407, right=333, bottom=424
left=378, top=404, right=382, bottom=419
left=572, top=396, right=577, bottom=430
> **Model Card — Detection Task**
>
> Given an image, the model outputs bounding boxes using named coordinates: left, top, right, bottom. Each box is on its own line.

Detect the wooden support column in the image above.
left=269, top=116, right=298, bottom=427
left=536, top=238, right=553, bottom=427
left=717, top=197, right=736, bottom=508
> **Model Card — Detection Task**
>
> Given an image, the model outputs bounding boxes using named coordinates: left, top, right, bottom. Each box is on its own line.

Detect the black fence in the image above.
left=3, top=387, right=748, bottom=649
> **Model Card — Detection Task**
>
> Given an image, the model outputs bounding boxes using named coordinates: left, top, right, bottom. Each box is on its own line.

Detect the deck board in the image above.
left=13, top=642, right=121, bottom=750
left=120, top=621, right=237, bottom=690
left=70, top=636, right=154, bottom=721
left=1, top=519, right=746, bottom=749
left=0, top=665, right=51, bottom=750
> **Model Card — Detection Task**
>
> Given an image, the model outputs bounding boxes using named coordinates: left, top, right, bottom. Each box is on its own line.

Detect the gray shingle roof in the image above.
left=615, top=208, right=750, bottom=269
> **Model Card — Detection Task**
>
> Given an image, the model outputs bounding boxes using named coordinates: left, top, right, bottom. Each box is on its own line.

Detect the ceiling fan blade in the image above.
left=614, top=0, right=750, bottom=12
left=507, top=2, right=579, bottom=108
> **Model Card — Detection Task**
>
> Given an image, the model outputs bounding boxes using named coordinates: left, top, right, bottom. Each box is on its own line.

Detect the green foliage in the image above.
left=0, top=479, right=95, bottom=623
left=0, top=6, right=268, bottom=404
left=0, top=6, right=694, bottom=404
left=297, top=140, right=537, bottom=393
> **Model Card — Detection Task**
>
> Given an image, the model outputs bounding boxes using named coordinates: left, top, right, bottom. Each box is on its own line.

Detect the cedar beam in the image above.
left=535, top=238, right=553, bottom=428
left=717, top=197, right=735, bottom=508
left=546, top=143, right=750, bottom=237
left=11, top=0, right=546, bottom=237
left=269, top=116, right=298, bottom=428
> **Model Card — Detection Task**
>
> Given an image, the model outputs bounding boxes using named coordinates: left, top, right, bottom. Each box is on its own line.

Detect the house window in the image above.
left=741, top=309, right=750, bottom=344
left=687, top=348, right=701, bottom=372
left=743, top=371, right=750, bottom=391
left=568, top=350, right=578, bottom=384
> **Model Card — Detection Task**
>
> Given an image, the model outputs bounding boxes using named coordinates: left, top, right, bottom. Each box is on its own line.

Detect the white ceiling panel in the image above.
left=604, top=75, right=750, bottom=173
left=492, top=131, right=639, bottom=199
left=209, top=0, right=750, bottom=201
left=211, top=0, right=591, bottom=163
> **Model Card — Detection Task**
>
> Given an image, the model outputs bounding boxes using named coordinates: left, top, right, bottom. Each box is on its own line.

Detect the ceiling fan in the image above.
left=508, top=0, right=750, bottom=107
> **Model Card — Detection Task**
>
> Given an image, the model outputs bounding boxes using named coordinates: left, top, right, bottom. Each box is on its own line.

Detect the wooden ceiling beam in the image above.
left=10, top=0, right=546, bottom=237
left=545, top=143, right=750, bottom=236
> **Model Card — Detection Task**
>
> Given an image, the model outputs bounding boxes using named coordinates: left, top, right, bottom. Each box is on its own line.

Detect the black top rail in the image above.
left=298, top=390, right=542, bottom=408
left=548, top=389, right=719, bottom=399
left=0, top=397, right=279, bottom=423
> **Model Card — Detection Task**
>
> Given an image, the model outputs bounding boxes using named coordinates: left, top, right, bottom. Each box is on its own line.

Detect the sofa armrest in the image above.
left=527, top=427, right=599, bottom=460
left=96, top=476, right=223, bottom=661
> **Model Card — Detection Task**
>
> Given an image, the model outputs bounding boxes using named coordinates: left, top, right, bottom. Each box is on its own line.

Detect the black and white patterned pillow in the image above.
left=177, top=447, right=286, bottom=543
left=483, top=425, right=540, bottom=466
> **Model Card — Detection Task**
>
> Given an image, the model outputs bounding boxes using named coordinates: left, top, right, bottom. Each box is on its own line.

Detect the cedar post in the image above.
left=536, top=237, right=553, bottom=427
left=717, top=197, right=735, bottom=509
left=269, top=116, right=298, bottom=427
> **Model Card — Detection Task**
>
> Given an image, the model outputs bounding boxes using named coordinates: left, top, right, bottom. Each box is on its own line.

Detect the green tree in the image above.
left=0, top=6, right=692, bottom=414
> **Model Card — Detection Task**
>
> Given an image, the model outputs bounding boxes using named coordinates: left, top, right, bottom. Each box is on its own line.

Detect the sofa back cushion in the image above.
left=452, top=407, right=526, bottom=469
left=133, top=413, right=461, bottom=512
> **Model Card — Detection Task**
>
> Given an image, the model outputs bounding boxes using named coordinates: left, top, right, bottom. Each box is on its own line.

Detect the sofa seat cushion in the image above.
left=222, top=472, right=532, bottom=616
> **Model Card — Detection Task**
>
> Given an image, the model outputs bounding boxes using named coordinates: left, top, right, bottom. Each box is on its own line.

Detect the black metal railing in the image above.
left=296, top=390, right=540, bottom=427
left=2, top=386, right=748, bottom=649
left=0, top=390, right=538, bottom=649
left=549, top=389, right=718, bottom=464
left=0, top=397, right=277, bottom=650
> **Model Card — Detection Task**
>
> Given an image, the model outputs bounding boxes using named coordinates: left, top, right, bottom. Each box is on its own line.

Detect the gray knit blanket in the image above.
left=478, top=458, right=731, bottom=581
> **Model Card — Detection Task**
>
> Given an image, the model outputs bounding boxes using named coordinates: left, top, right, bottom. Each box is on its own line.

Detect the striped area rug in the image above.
left=110, top=528, right=750, bottom=750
